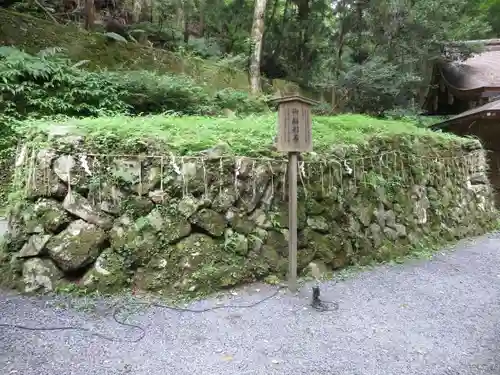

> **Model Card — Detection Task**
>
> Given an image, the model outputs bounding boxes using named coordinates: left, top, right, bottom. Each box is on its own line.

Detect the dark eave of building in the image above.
left=430, top=99, right=500, bottom=131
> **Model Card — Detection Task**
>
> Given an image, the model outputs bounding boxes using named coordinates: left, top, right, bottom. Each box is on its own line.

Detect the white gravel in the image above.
left=2, top=232, right=500, bottom=375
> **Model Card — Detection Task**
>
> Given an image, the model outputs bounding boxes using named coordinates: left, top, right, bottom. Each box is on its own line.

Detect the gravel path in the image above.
left=2, top=233, right=500, bottom=375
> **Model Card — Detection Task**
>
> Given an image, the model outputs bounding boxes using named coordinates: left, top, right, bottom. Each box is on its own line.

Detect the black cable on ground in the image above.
left=0, top=285, right=338, bottom=343
left=0, top=318, right=146, bottom=343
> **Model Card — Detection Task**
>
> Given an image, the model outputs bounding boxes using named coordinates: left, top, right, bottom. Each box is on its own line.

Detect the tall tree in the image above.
left=84, top=0, right=95, bottom=30
left=249, top=0, right=268, bottom=94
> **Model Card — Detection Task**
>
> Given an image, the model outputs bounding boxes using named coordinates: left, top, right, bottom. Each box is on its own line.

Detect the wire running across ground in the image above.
left=0, top=286, right=339, bottom=343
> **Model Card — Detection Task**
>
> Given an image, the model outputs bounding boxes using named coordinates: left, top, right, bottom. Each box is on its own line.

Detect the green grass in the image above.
left=21, top=113, right=466, bottom=156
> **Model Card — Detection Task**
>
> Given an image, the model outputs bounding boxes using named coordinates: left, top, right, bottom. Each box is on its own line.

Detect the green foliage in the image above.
left=108, top=70, right=212, bottom=115
left=0, top=9, right=250, bottom=91
left=127, top=22, right=183, bottom=51
left=483, top=0, right=500, bottom=34
left=104, top=32, right=129, bottom=44
left=0, top=45, right=126, bottom=206
left=0, top=113, right=19, bottom=208
left=3, top=0, right=500, bottom=117
left=338, top=57, right=421, bottom=115
left=213, top=88, right=269, bottom=114
left=283, top=0, right=500, bottom=112
left=0, top=46, right=128, bottom=118
left=3, top=0, right=500, bottom=116
left=383, top=108, right=448, bottom=128
left=107, top=69, right=269, bottom=115
left=0, top=46, right=268, bottom=118
left=187, top=37, right=223, bottom=59
left=0, top=45, right=270, bottom=207
left=311, top=102, right=336, bottom=116
left=21, top=113, right=467, bottom=156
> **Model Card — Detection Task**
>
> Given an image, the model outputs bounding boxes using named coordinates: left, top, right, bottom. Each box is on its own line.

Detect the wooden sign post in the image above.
left=271, top=95, right=317, bottom=292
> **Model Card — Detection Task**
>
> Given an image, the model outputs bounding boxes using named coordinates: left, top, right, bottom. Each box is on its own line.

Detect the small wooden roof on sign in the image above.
left=269, top=95, right=320, bottom=107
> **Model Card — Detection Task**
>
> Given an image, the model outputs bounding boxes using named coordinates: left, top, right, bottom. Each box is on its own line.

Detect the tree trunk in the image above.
left=194, top=0, right=205, bottom=37
left=140, top=0, right=153, bottom=22
left=184, top=16, right=190, bottom=44
left=272, top=0, right=290, bottom=61
left=332, top=0, right=348, bottom=112
left=249, top=0, right=268, bottom=94
left=132, top=0, right=142, bottom=23
left=84, top=0, right=95, bottom=30
left=177, top=0, right=185, bottom=31
left=296, top=0, right=310, bottom=64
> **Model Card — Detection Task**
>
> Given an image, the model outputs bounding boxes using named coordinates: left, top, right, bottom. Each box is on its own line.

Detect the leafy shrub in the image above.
left=0, top=46, right=128, bottom=118
left=384, top=108, right=448, bottom=128
left=188, top=37, right=223, bottom=59
left=213, top=54, right=249, bottom=81
left=213, top=88, right=269, bottom=115
left=0, top=114, right=19, bottom=208
left=108, top=70, right=213, bottom=115
left=339, top=57, right=421, bottom=115
left=127, top=22, right=183, bottom=51
left=0, top=46, right=270, bottom=119
left=311, top=102, right=336, bottom=116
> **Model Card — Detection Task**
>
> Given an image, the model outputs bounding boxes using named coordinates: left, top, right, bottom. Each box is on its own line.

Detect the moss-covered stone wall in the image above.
left=1, top=130, right=497, bottom=296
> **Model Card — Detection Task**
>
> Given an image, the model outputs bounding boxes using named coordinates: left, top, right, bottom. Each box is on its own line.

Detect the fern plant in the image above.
left=0, top=46, right=270, bottom=119
left=0, top=46, right=129, bottom=119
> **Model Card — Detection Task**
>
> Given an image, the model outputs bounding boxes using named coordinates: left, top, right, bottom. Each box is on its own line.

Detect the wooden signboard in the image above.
left=270, top=95, right=318, bottom=292
left=274, top=96, right=316, bottom=153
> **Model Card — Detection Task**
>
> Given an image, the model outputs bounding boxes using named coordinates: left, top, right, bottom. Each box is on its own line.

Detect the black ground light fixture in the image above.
left=309, top=263, right=340, bottom=312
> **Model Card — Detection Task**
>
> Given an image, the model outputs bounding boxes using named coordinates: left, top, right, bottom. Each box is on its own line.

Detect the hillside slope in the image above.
left=0, top=10, right=331, bottom=100
left=0, top=9, right=249, bottom=91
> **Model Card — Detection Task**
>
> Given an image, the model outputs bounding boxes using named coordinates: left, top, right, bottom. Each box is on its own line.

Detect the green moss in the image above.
left=305, top=197, right=325, bottom=215
left=189, top=209, right=226, bottom=237
left=122, top=229, right=164, bottom=267
left=302, top=228, right=349, bottom=267
left=121, top=196, right=154, bottom=219
left=260, top=245, right=287, bottom=274
left=0, top=159, right=14, bottom=212
left=33, top=200, right=71, bottom=233
left=270, top=201, right=307, bottom=229
left=68, top=229, right=104, bottom=260
left=297, top=247, right=317, bottom=269
left=18, top=113, right=469, bottom=157
left=0, top=249, right=23, bottom=289
left=81, top=249, right=131, bottom=292
left=229, top=214, right=256, bottom=235
left=132, top=233, right=236, bottom=294
left=189, top=260, right=254, bottom=291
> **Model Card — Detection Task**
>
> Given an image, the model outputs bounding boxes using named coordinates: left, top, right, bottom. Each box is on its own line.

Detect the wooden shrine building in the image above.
left=423, top=39, right=500, bottom=116
left=427, top=39, right=500, bottom=205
